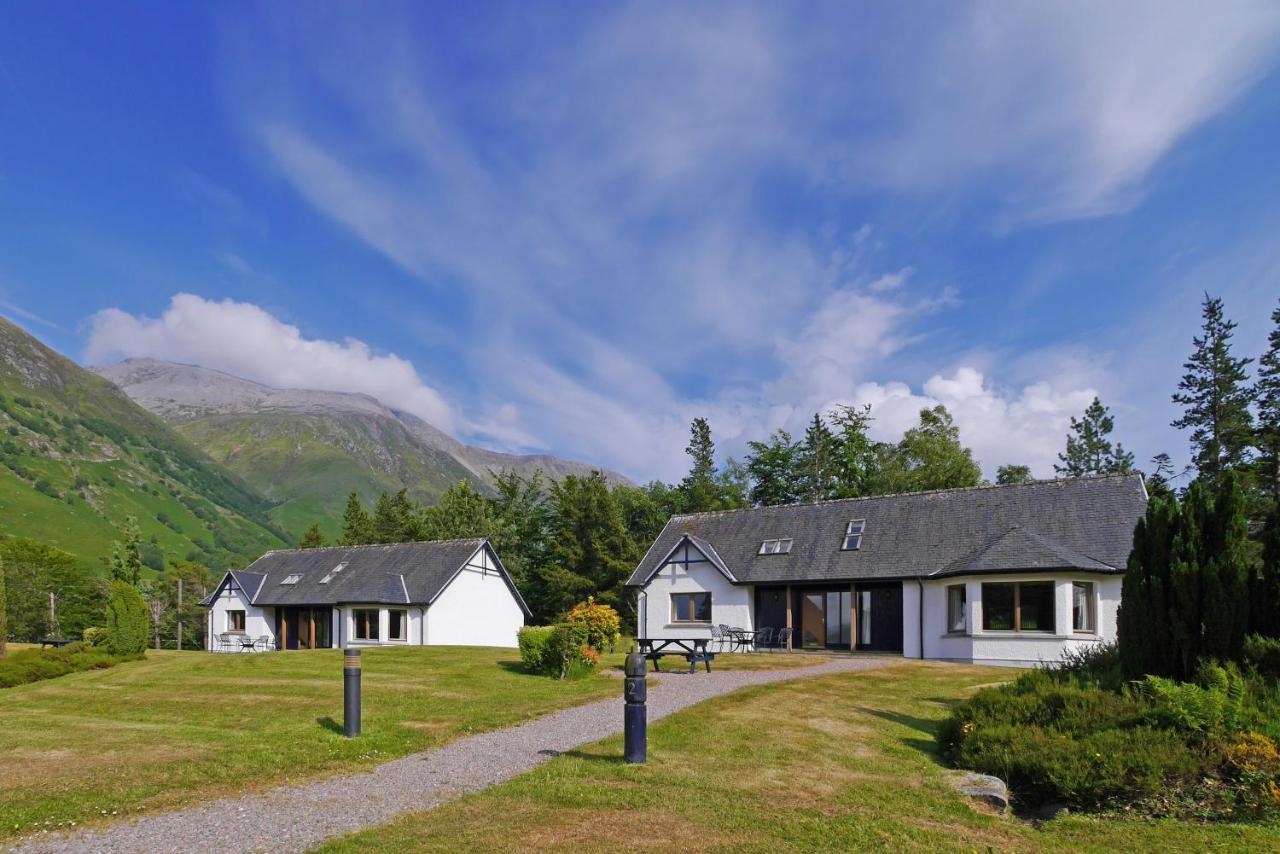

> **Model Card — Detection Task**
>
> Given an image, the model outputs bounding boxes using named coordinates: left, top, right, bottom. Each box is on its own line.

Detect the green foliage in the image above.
left=884, top=405, right=983, bottom=492
left=517, top=622, right=597, bottom=678
left=339, top=491, right=374, bottom=545
left=0, top=641, right=136, bottom=689
left=995, top=464, right=1033, bottom=485
left=517, top=625, right=556, bottom=674
left=109, top=516, right=144, bottom=585
left=1243, top=634, right=1280, bottom=681
left=798, top=413, right=838, bottom=501
left=0, top=535, right=103, bottom=642
left=1055, top=396, right=1134, bottom=477
left=105, top=580, right=149, bottom=656
left=1171, top=294, right=1255, bottom=483
left=746, top=429, right=801, bottom=506
left=1257, top=300, right=1280, bottom=510
left=0, top=554, right=6, bottom=655
left=82, top=626, right=106, bottom=646
left=299, top=523, right=326, bottom=549
left=1119, top=474, right=1252, bottom=681
left=1136, top=663, right=1247, bottom=735
left=680, top=417, right=720, bottom=512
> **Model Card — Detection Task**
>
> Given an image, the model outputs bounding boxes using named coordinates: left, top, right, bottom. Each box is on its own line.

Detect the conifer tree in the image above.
left=1256, top=298, right=1280, bottom=507
left=298, top=524, right=325, bottom=550
left=109, top=516, right=143, bottom=586
left=1055, top=397, right=1134, bottom=477
left=372, top=489, right=420, bottom=542
left=1171, top=294, right=1254, bottom=483
left=0, top=555, right=6, bottom=656
left=798, top=413, right=838, bottom=501
left=746, top=429, right=801, bottom=506
left=339, top=492, right=373, bottom=545
left=829, top=404, right=878, bottom=498
left=680, top=417, right=720, bottom=512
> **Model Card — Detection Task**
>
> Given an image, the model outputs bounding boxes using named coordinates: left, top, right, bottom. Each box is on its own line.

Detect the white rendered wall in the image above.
left=206, top=580, right=275, bottom=650
left=423, top=546, right=524, bottom=648
left=917, top=573, right=1122, bottom=667
left=639, top=545, right=752, bottom=640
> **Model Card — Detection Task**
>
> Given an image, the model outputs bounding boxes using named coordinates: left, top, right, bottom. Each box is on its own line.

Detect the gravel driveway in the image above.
left=10, top=656, right=890, bottom=854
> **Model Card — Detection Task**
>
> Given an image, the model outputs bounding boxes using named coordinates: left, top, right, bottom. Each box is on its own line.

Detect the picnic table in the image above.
left=636, top=638, right=715, bottom=673
left=39, top=638, right=74, bottom=649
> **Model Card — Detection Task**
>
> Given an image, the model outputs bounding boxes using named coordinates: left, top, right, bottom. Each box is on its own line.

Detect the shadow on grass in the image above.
left=316, top=716, right=344, bottom=735
left=497, top=661, right=537, bottom=675
left=556, top=747, right=627, bottom=765
left=856, top=707, right=949, bottom=766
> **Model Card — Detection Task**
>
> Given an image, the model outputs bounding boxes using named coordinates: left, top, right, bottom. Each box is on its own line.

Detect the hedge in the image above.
left=0, top=642, right=138, bottom=689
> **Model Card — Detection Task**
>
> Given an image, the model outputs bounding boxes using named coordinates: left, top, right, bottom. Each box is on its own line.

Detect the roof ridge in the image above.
left=260, top=537, right=487, bottom=556
left=666, top=473, right=1142, bottom=521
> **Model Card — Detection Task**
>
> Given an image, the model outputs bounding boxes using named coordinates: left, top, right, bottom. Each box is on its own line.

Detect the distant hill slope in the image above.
left=0, top=318, right=287, bottom=570
left=92, top=359, right=630, bottom=540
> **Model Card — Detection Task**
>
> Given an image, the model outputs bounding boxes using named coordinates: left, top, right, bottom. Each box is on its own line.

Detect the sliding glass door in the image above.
left=826, top=590, right=852, bottom=648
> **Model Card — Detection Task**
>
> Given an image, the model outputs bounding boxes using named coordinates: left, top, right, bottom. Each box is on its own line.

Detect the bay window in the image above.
left=981, top=581, right=1055, bottom=633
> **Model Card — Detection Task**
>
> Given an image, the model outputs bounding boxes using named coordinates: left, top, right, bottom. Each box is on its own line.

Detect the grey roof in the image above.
left=627, top=474, right=1147, bottom=587
left=199, top=570, right=265, bottom=606
left=203, top=539, right=530, bottom=615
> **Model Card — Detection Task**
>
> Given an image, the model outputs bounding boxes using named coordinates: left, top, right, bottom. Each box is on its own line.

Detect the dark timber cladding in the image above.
left=626, top=474, right=1148, bottom=587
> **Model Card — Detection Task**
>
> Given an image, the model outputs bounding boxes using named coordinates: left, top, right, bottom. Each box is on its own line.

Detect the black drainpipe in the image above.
left=916, top=577, right=925, bottom=659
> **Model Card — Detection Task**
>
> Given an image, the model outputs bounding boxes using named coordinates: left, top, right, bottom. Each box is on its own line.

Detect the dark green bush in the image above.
left=517, top=623, right=595, bottom=678
left=1243, top=635, right=1280, bottom=681
left=105, top=581, right=149, bottom=656
left=0, top=642, right=136, bottom=689
left=518, top=625, right=556, bottom=674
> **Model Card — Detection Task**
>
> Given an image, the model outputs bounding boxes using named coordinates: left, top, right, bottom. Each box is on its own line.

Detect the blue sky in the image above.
left=2, top=2, right=1280, bottom=483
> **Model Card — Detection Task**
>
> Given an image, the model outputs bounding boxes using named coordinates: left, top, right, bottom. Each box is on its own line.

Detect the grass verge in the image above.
left=321, top=661, right=1280, bottom=853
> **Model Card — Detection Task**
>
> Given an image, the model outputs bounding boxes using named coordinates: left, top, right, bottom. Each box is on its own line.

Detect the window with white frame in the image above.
left=946, top=585, right=966, bottom=633
left=842, top=520, right=866, bottom=550
left=1072, top=582, right=1096, bottom=633
left=759, top=538, right=793, bottom=555
left=388, top=609, right=408, bottom=641
left=353, top=608, right=380, bottom=641
left=280, top=574, right=302, bottom=585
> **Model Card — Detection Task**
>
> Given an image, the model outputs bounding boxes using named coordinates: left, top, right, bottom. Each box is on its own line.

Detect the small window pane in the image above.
left=1073, top=582, right=1096, bottom=633
left=1019, top=582, right=1055, bottom=632
left=354, top=608, right=380, bottom=640
left=389, top=610, right=407, bottom=641
left=227, top=610, right=246, bottom=632
left=672, top=593, right=712, bottom=622
left=982, top=583, right=1015, bottom=631
left=842, top=534, right=862, bottom=550
left=947, top=585, right=966, bottom=633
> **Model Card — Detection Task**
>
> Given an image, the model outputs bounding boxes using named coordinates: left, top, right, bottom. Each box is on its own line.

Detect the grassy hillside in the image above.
left=0, top=317, right=287, bottom=570
left=176, top=411, right=484, bottom=541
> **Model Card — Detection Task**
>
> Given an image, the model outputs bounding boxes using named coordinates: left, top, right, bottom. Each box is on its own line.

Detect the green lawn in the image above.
left=322, top=661, right=1280, bottom=853
left=0, top=644, right=819, bottom=839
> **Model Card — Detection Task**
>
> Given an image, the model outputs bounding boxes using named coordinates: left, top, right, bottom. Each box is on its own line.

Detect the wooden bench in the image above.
left=636, top=638, right=715, bottom=673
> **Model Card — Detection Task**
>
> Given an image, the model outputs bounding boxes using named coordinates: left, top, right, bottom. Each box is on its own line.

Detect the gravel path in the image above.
left=11, top=656, right=890, bottom=854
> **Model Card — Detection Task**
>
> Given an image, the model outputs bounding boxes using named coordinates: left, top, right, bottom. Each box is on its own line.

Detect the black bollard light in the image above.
left=624, top=647, right=647, bottom=764
left=343, top=648, right=361, bottom=737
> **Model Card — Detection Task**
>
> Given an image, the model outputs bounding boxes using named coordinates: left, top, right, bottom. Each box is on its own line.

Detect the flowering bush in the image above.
left=567, top=597, right=621, bottom=653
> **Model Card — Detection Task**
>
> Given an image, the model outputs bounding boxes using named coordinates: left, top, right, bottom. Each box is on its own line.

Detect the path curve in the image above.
left=11, top=657, right=890, bottom=854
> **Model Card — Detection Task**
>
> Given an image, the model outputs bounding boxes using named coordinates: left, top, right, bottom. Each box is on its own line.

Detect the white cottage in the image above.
left=202, top=538, right=528, bottom=650
left=627, top=475, right=1147, bottom=667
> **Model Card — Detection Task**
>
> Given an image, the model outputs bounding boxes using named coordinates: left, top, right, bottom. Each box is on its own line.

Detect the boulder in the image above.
left=949, top=771, right=1009, bottom=815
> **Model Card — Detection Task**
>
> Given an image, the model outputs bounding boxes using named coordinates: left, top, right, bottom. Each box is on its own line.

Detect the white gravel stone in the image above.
left=9, top=657, right=889, bottom=854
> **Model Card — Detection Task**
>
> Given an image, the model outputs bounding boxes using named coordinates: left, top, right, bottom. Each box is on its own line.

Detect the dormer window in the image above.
left=759, top=538, right=792, bottom=555
left=280, top=574, right=303, bottom=585
left=319, top=562, right=347, bottom=584
left=842, top=520, right=865, bottom=551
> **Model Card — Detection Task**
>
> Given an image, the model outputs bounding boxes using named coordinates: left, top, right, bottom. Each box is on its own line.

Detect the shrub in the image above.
left=518, top=626, right=556, bottom=674
left=105, top=581, right=149, bottom=656
left=1137, top=663, right=1247, bottom=735
left=0, top=642, right=133, bottom=689
left=1243, top=635, right=1280, bottom=681
left=567, top=597, right=622, bottom=653
left=1045, top=641, right=1123, bottom=691
left=82, top=626, right=107, bottom=647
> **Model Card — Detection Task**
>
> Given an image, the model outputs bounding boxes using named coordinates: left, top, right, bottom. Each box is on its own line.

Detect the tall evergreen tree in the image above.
left=746, top=429, right=801, bottom=506
left=372, top=489, right=422, bottom=542
left=420, top=481, right=500, bottom=541
left=996, top=464, right=1033, bottom=485
left=798, top=413, right=838, bottom=501
left=1256, top=298, right=1280, bottom=507
left=680, top=417, right=720, bottom=512
left=298, top=524, right=325, bottom=550
left=1054, top=397, right=1134, bottom=477
left=339, top=492, right=373, bottom=545
left=829, top=404, right=877, bottom=498
left=110, top=516, right=143, bottom=586
left=715, top=458, right=751, bottom=509
left=1171, top=294, right=1254, bottom=483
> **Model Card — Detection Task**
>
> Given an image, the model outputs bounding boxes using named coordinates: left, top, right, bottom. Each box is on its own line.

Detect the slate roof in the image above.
left=628, top=474, right=1147, bottom=587
left=202, top=539, right=530, bottom=615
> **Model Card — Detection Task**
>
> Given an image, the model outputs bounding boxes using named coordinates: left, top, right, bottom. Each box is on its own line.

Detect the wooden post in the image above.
left=177, top=578, right=183, bottom=651
left=850, top=584, right=857, bottom=653
left=785, top=585, right=793, bottom=651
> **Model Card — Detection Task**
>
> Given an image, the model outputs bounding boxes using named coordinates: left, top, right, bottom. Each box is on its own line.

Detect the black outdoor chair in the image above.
left=774, top=626, right=793, bottom=652
left=708, top=624, right=726, bottom=653
left=252, top=635, right=273, bottom=652
left=753, top=627, right=774, bottom=653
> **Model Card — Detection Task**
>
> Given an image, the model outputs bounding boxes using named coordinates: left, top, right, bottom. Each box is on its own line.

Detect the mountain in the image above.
left=91, top=358, right=630, bottom=540
left=0, top=318, right=288, bottom=570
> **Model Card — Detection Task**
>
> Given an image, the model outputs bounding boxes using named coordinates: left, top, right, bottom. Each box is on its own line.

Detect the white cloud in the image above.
left=84, top=293, right=457, bottom=432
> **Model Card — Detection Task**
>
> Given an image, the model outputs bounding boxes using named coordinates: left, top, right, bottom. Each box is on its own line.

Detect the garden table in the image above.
left=636, top=638, right=715, bottom=673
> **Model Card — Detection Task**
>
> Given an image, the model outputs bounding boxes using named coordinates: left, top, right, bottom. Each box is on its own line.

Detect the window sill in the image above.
left=942, top=631, right=969, bottom=638
left=664, top=622, right=711, bottom=629
left=973, top=631, right=1065, bottom=639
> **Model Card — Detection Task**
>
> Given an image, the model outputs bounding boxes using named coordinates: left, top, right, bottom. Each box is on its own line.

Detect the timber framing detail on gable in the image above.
left=639, top=534, right=738, bottom=586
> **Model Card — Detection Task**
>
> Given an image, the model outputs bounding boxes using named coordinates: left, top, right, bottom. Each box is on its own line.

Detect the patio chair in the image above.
left=753, top=627, right=774, bottom=653
left=212, top=632, right=230, bottom=652
left=774, top=626, right=793, bottom=652
left=708, top=623, right=726, bottom=653
left=253, top=635, right=273, bottom=652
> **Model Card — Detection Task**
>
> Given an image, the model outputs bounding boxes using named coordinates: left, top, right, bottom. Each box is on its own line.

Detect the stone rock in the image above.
left=949, top=771, right=1010, bottom=815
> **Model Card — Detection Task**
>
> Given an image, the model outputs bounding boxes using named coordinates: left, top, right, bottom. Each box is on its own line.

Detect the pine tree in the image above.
left=714, top=458, right=751, bottom=509
left=746, top=429, right=801, bottom=506
left=798, top=413, right=838, bottom=501
left=539, top=473, right=638, bottom=624
left=110, top=516, right=143, bottom=586
left=298, top=524, right=325, bottom=549
left=1256, top=298, right=1280, bottom=507
left=680, top=417, right=719, bottom=512
left=1171, top=294, right=1254, bottom=483
left=372, top=489, right=420, bottom=542
left=1054, top=397, right=1134, bottom=477
left=339, top=492, right=373, bottom=545
left=996, top=464, right=1033, bottom=485
left=829, top=404, right=877, bottom=498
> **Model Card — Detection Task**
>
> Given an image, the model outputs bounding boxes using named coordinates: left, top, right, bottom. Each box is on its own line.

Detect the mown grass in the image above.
left=322, top=661, right=1280, bottom=853
left=0, top=644, right=815, bottom=839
